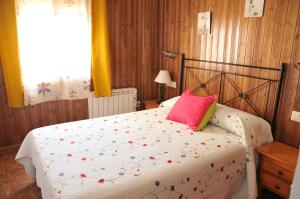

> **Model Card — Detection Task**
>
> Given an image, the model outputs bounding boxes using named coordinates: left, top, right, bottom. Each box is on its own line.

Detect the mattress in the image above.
left=16, top=106, right=272, bottom=199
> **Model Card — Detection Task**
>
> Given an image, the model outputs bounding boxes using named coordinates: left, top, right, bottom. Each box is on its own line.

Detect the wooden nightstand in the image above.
left=256, top=141, right=299, bottom=198
left=143, top=99, right=160, bottom=110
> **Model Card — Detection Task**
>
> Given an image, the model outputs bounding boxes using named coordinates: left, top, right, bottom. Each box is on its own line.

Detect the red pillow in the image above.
left=167, top=90, right=216, bottom=131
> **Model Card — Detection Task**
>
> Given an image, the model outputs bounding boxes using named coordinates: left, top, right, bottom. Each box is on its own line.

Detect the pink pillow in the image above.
left=167, top=90, right=216, bottom=131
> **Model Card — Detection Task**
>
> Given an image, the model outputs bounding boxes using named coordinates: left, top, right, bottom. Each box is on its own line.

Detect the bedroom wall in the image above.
left=0, top=0, right=161, bottom=147
left=1, top=0, right=299, bottom=148
left=159, top=0, right=300, bottom=147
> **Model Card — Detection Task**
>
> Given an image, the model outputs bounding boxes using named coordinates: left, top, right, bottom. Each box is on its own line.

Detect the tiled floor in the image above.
left=0, top=153, right=284, bottom=199
left=0, top=154, right=41, bottom=199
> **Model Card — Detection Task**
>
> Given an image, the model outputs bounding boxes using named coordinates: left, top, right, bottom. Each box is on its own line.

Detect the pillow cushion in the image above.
left=167, top=90, right=216, bottom=131
left=196, top=99, right=217, bottom=131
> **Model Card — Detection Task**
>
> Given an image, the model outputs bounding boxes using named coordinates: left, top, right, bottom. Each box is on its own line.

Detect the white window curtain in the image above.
left=16, top=0, right=91, bottom=105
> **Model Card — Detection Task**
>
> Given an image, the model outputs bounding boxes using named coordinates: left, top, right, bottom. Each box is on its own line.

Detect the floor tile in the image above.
left=3, top=153, right=41, bottom=199
left=7, top=168, right=33, bottom=193
left=6, top=155, right=23, bottom=171
left=0, top=182, right=7, bottom=199
left=0, top=155, right=7, bottom=183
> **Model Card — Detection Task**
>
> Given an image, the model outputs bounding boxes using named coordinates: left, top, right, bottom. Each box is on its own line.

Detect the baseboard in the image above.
left=0, top=144, right=20, bottom=156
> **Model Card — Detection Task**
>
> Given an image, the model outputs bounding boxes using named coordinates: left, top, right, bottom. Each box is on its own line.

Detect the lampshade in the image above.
left=154, top=70, right=172, bottom=84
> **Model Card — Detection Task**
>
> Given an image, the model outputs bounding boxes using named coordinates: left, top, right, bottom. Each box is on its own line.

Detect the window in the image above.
left=16, top=0, right=91, bottom=105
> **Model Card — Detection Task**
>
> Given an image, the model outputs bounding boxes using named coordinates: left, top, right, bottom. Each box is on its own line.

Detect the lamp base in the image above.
left=159, top=84, right=165, bottom=104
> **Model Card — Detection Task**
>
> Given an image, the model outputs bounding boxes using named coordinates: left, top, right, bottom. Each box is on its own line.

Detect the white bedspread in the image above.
left=16, top=106, right=272, bottom=199
left=290, top=146, right=300, bottom=199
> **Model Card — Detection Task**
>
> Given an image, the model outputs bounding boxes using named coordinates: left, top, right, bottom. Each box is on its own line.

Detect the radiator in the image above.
left=88, top=88, right=137, bottom=118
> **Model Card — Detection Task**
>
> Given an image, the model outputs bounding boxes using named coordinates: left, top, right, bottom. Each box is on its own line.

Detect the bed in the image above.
left=16, top=54, right=286, bottom=199
left=291, top=147, right=300, bottom=199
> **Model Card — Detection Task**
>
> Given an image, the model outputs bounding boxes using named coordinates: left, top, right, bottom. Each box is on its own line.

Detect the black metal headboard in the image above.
left=179, top=53, right=287, bottom=132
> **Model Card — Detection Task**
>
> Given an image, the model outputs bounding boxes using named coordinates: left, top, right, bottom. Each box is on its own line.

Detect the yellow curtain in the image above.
left=91, top=0, right=112, bottom=97
left=0, top=0, right=24, bottom=107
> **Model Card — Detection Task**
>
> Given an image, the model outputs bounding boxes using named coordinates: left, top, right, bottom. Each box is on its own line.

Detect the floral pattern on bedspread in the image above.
left=16, top=106, right=271, bottom=199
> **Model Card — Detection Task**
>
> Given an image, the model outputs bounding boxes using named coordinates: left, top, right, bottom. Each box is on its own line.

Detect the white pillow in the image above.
left=159, top=96, right=180, bottom=108
left=210, top=104, right=273, bottom=146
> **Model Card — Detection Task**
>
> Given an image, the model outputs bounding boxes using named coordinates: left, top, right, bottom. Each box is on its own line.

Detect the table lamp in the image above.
left=154, top=70, right=172, bottom=103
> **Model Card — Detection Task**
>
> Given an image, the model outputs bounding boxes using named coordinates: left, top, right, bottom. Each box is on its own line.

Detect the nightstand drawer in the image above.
left=261, top=158, right=294, bottom=183
left=261, top=172, right=290, bottom=198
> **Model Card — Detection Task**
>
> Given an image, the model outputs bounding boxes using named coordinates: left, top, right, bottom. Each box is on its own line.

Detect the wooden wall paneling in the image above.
left=214, top=0, right=224, bottom=100
left=141, top=0, right=161, bottom=100
left=141, top=0, right=148, bottom=99
left=136, top=0, right=144, bottom=100
left=160, top=0, right=169, bottom=98
left=230, top=0, right=245, bottom=109
left=227, top=0, right=241, bottom=105
left=108, top=0, right=161, bottom=100
left=109, top=0, right=119, bottom=88
left=236, top=0, right=256, bottom=111
left=218, top=0, right=233, bottom=102
left=260, top=0, right=278, bottom=120
left=122, top=0, right=132, bottom=86
left=216, top=0, right=227, bottom=65
left=276, top=0, right=300, bottom=146
left=222, top=0, right=236, bottom=105
left=201, top=0, right=211, bottom=97
left=224, top=0, right=234, bottom=64
left=251, top=2, right=267, bottom=116
left=266, top=0, right=290, bottom=121
left=162, top=0, right=178, bottom=99
left=204, top=0, right=213, bottom=96
left=178, top=0, right=189, bottom=96
left=242, top=17, right=257, bottom=115
left=189, top=0, right=198, bottom=94
left=202, top=0, right=213, bottom=97
left=144, top=0, right=154, bottom=99
left=246, top=17, right=260, bottom=116
left=292, top=12, right=300, bottom=144
left=234, top=1, right=249, bottom=110
left=239, top=7, right=257, bottom=114
left=253, top=0, right=275, bottom=120
left=208, top=0, right=221, bottom=97
left=164, top=0, right=173, bottom=94
left=202, top=0, right=212, bottom=95
left=172, top=0, right=181, bottom=98
left=190, top=0, right=197, bottom=59
left=277, top=0, right=300, bottom=145
left=294, top=77, right=300, bottom=142
left=152, top=0, right=162, bottom=99
left=191, top=0, right=200, bottom=96
left=120, top=0, right=129, bottom=89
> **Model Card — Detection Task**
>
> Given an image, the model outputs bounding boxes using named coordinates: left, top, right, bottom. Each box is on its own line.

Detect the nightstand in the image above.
left=256, top=141, right=299, bottom=198
left=143, top=99, right=160, bottom=110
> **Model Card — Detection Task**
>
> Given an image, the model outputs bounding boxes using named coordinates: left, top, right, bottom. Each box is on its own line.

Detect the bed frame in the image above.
left=178, top=53, right=287, bottom=132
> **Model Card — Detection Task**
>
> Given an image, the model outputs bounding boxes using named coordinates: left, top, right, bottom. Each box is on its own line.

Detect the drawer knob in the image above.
left=277, top=170, right=284, bottom=175
left=274, top=184, right=280, bottom=190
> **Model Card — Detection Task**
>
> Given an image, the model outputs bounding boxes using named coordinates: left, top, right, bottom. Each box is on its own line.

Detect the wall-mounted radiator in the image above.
left=88, top=88, right=137, bottom=118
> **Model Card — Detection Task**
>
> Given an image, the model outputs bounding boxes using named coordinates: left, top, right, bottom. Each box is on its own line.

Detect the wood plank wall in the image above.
left=160, top=0, right=300, bottom=147
left=108, top=0, right=161, bottom=100
left=0, top=0, right=161, bottom=147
